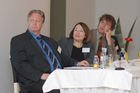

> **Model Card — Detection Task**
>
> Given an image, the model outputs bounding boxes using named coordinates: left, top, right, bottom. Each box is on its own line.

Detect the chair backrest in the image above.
left=11, top=63, right=21, bottom=93
left=13, top=82, right=20, bottom=93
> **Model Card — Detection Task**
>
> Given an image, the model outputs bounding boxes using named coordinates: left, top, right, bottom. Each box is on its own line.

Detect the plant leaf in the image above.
left=125, top=18, right=137, bottom=52
left=114, top=18, right=124, bottom=48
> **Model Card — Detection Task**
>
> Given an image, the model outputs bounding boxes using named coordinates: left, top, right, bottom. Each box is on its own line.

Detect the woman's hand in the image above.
left=77, top=60, right=89, bottom=67
left=105, top=29, right=112, bottom=45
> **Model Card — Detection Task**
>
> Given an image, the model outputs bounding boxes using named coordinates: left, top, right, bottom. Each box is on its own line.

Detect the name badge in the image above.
left=82, top=48, right=90, bottom=53
left=57, top=46, right=62, bottom=54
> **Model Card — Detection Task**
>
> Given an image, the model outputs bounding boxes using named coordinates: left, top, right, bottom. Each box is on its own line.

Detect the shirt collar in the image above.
left=27, top=29, right=41, bottom=39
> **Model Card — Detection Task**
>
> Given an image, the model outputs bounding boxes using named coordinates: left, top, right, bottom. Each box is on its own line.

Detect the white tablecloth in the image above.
left=131, top=77, right=140, bottom=93
left=42, top=59, right=140, bottom=93
left=42, top=68, right=132, bottom=93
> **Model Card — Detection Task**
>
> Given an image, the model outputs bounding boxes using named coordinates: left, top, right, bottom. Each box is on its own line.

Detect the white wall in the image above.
left=66, top=0, right=95, bottom=37
left=95, top=0, right=140, bottom=59
left=0, top=0, right=50, bottom=93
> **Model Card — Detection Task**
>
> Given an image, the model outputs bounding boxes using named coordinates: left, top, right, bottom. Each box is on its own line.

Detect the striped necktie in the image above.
left=37, top=36, right=60, bottom=70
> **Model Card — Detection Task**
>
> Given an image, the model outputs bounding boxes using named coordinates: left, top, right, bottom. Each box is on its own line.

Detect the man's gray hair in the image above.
left=27, top=9, right=45, bottom=23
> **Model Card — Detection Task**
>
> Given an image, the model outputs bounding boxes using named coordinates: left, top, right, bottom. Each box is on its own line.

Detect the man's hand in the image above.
left=41, top=73, right=50, bottom=80
left=77, top=60, right=89, bottom=67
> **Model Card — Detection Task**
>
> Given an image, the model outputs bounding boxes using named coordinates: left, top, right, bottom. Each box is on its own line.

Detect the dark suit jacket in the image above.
left=58, top=37, right=94, bottom=65
left=10, top=31, right=74, bottom=91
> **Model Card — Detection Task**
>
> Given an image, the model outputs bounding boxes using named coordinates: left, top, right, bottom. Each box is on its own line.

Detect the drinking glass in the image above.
left=108, top=54, right=113, bottom=67
left=93, top=55, right=99, bottom=68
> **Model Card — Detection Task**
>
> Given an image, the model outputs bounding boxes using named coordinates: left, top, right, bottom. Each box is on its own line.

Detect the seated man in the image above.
left=10, top=9, right=89, bottom=93
left=92, top=14, right=121, bottom=61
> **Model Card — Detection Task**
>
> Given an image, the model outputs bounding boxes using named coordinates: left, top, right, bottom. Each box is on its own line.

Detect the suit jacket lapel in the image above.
left=42, top=36, right=63, bottom=67
left=25, top=31, right=47, bottom=61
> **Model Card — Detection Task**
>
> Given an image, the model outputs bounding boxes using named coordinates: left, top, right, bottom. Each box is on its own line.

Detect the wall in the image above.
left=66, top=0, right=140, bottom=59
left=66, top=0, right=95, bottom=37
left=50, top=0, right=66, bottom=41
left=95, top=0, right=140, bottom=59
left=0, top=0, right=50, bottom=93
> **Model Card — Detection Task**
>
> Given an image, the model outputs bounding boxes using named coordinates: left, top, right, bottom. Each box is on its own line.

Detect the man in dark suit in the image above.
left=10, top=9, right=89, bottom=93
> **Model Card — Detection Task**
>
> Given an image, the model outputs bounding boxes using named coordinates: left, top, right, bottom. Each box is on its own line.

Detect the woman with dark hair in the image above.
left=58, top=22, right=94, bottom=65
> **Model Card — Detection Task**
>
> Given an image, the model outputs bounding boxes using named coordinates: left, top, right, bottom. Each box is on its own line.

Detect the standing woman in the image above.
left=58, top=22, right=94, bottom=66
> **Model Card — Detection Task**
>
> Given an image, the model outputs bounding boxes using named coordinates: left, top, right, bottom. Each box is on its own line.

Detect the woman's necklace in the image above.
left=73, top=41, right=83, bottom=48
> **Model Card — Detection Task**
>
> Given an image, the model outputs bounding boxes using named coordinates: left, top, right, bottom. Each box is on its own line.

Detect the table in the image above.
left=126, top=66, right=140, bottom=93
left=43, top=67, right=135, bottom=93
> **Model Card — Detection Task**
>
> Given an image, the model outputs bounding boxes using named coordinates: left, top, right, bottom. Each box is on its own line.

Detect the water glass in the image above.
left=93, top=55, right=99, bottom=68
left=108, top=54, right=113, bottom=67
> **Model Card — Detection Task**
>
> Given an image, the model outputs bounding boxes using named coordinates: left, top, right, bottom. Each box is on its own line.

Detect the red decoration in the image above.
left=125, top=37, right=133, bottom=42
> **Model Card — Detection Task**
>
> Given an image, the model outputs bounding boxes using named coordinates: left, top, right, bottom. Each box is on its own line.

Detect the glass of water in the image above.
left=93, top=55, right=99, bottom=68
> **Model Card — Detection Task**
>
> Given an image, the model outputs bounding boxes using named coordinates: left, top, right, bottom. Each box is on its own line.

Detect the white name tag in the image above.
left=82, top=48, right=90, bottom=53
left=57, top=46, right=62, bottom=54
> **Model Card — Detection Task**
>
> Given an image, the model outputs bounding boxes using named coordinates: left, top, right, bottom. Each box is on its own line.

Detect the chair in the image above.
left=11, top=63, right=20, bottom=93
